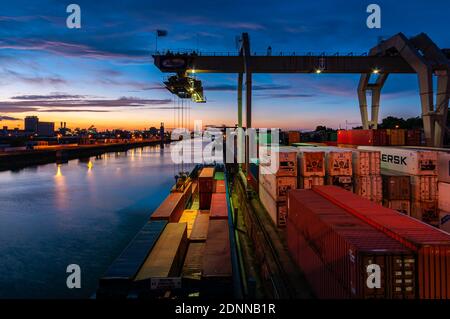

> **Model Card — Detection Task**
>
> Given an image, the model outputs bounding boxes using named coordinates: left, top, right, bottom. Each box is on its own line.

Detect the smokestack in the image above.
left=64, top=122, right=66, bottom=128
left=60, top=122, right=63, bottom=128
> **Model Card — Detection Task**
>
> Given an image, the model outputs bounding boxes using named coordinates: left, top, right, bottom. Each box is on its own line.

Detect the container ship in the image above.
left=96, top=140, right=450, bottom=299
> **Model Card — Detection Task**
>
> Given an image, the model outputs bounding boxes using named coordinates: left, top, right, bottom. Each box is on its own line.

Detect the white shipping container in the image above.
left=438, top=182, right=450, bottom=212
left=438, top=152, right=450, bottom=183
left=351, top=150, right=381, bottom=176
left=357, top=146, right=437, bottom=176
left=410, top=175, right=438, bottom=202
left=298, top=176, right=325, bottom=189
left=258, top=182, right=287, bottom=227
left=296, top=149, right=325, bottom=177
left=439, top=211, right=450, bottom=234
left=259, top=166, right=297, bottom=201
left=305, top=147, right=353, bottom=176
left=259, top=146, right=298, bottom=176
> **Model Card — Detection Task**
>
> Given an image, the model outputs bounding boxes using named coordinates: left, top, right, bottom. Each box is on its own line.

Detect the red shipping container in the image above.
left=214, top=180, right=226, bottom=193
left=313, top=185, right=450, bottom=299
left=199, top=192, right=212, bottom=210
left=199, top=167, right=215, bottom=193
left=202, top=219, right=232, bottom=278
left=288, top=190, right=416, bottom=299
left=338, top=129, right=388, bottom=146
left=150, top=192, right=186, bottom=222
left=210, top=193, right=228, bottom=219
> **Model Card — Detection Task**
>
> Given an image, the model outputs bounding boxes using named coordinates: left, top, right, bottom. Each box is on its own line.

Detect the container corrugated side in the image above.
left=312, top=185, right=450, bottom=299
left=209, top=193, right=228, bottom=219
left=98, top=220, right=167, bottom=297
left=438, top=152, right=450, bottom=183
left=259, top=182, right=287, bottom=227
left=190, top=211, right=210, bottom=242
left=134, top=223, right=188, bottom=281
left=438, top=182, right=450, bottom=212
left=178, top=210, right=199, bottom=238
left=150, top=192, right=186, bottom=222
left=358, top=146, right=438, bottom=176
left=288, top=190, right=416, bottom=299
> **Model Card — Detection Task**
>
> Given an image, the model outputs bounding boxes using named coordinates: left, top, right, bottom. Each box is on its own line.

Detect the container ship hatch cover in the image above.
left=96, top=164, right=245, bottom=299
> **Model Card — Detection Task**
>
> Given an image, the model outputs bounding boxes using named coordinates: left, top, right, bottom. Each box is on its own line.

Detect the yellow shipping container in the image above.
left=179, top=209, right=199, bottom=238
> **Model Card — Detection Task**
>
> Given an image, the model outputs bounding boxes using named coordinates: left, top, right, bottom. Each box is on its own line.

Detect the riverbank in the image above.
left=0, top=140, right=167, bottom=171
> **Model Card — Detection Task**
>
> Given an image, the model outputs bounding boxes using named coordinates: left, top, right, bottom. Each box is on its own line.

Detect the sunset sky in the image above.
left=0, top=0, right=449, bottom=131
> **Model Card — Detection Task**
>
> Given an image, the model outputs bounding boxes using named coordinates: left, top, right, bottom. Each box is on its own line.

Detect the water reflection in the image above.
left=0, top=144, right=191, bottom=299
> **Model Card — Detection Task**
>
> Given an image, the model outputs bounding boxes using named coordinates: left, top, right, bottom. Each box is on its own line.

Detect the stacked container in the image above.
left=337, top=129, right=387, bottom=146
left=198, top=167, right=215, bottom=209
left=312, top=185, right=450, bottom=299
left=314, top=147, right=353, bottom=191
left=288, top=131, right=301, bottom=145
left=259, top=147, right=298, bottom=227
left=350, top=149, right=382, bottom=203
left=438, top=152, right=450, bottom=233
left=382, top=170, right=411, bottom=215
left=358, top=146, right=439, bottom=226
left=295, top=149, right=325, bottom=189
left=386, top=129, right=406, bottom=146
left=287, top=189, right=416, bottom=299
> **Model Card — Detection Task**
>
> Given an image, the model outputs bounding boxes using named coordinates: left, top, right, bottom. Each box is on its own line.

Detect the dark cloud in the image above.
left=205, top=84, right=292, bottom=91
left=255, top=93, right=316, bottom=99
left=0, top=115, right=21, bottom=121
left=11, top=94, right=87, bottom=100
left=3, top=69, right=67, bottom=85
left=0, top=96, right=172, bottom=113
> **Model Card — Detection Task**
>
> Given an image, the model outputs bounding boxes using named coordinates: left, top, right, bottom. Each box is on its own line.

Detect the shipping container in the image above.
left=298, top=176, right=324, bottom=189
left=320, top=148, right=353, bottom=176
left=179, top=210, right=199, bottom=238
left=326, top=175, right=353, bottom=191
left=337, top=129, right=387, bottom=146
left=438, top=182, right=450, bottom=212
left=383, top=199, right=411, bottom=216
left=351, top=149, right=381, bottom=176
left=134, top=223, right=188, bottom=281
left=288, top=190, right=416, bottom=299
left=210, top=193, right=228, bottom=219
left=199, top=167, right=215, bottom=193
left=410, top=175, right=438, bottom=202
left=259, top=182, right=287, bottom=227
left=214, top=180, right=226, bottom=193
left=190, top=211, right=210, bottom=242
left=98, top=220, right=167, bottom=297
left=150, top=192, right=186, bottom=222
left=288, top=131, right=301, bottom=145
left=439, top=211, right=450, bottom=234
left=202, top=219, right=232, bottom=278
left=353, top=175, right=382, bottom=202
left=259, top=166, right=297, bottom=201
left=182, top=242, right=206, bottom=281
left=296, top=149, right=325, bottom=177
left=312, top=185, right=450, bottom=299
left=438, top=152, right=450, bottom=183
left=358, top=146, right=438, bottom=176
left=259, top=146, right=298, bottom=177
left=382, top=170, right=411, bottom=200
left=410, top=201, right=439, bottom=225
left=406, top=129, right=422, bottom=146
left=386, top=129, right=406, bottom=146
left=199, top=192, right=212, bottom=210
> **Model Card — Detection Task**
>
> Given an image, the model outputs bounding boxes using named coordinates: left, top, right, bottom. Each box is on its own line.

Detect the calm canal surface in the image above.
left=0, top=144, right=194, bottom=298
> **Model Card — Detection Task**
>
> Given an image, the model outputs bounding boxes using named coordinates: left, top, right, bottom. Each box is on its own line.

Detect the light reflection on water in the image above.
left=0, top=144, right=194, bottom=299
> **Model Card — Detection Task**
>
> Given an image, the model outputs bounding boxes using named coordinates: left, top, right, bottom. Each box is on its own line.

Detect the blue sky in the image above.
left=0, top=0, right=449, bottom=130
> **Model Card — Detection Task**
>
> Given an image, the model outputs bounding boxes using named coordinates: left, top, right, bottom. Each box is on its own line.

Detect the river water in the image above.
left=0, top=144, right=195, bottom=298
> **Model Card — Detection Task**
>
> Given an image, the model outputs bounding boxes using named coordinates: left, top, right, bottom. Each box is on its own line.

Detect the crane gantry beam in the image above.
left=153, top=32, right=450, bottom=149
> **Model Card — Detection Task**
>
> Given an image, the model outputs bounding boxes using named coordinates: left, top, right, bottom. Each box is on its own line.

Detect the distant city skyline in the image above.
left=1, top=0, right=449, bottom=130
